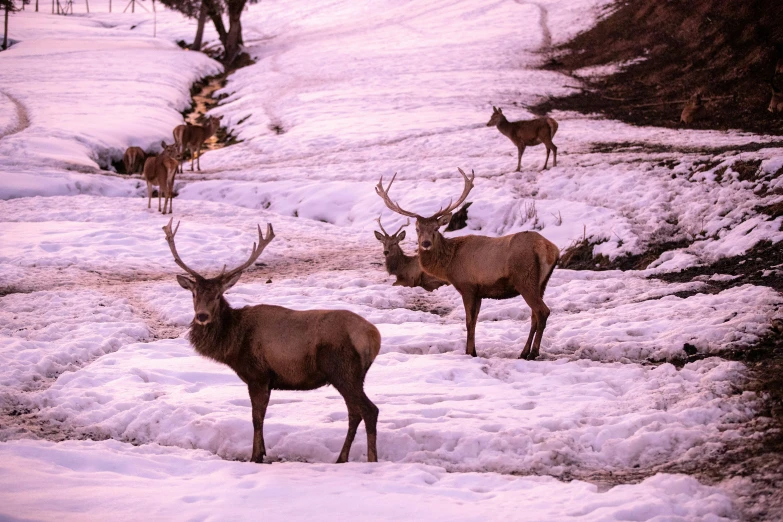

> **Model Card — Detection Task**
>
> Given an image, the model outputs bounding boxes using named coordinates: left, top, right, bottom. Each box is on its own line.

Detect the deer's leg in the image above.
left=248, top=382, right=271, bottom=463
left=461, top=290, right=482, bottom=357
left=516, top=145, right=526, bottom=171
left=318, top=343, right=379, bottom=463
left=541, top=137, right=557, bottom=169
left=157, top=184, right=162, bottom=212
left=519, top=293, right=550, bottom=360
left=146, top=181, right=152, bottom=209
left=196, top=142, right=202, bottom=171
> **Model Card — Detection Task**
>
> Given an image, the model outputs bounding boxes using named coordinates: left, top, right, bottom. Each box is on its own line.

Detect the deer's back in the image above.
left=242, top=305, right=381, bottom=378
left=439, top=232, right=558, bottom=288
left=503, top=118, right=555, bottom=146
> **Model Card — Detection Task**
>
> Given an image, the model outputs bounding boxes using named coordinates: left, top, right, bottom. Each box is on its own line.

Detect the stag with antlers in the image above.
left=376, top=169, right=559, bottom=359
left=374, top=217, right=448, bottom=292
left=163, top=219, right=381, bottom=463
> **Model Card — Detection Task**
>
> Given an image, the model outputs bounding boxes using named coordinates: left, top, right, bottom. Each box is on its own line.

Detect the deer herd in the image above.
left=137, top=106, right=564, bottom=464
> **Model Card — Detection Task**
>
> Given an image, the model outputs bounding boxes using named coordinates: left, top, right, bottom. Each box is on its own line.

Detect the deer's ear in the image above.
left=497, top=107, right=503, bottom=114
left=397, top=230, right=406, bottom=241
left=161, top=140, right=167, bottom=149
left=437, top=213, right=452, bottom=227
left=374, top=231, right=384, bottom=241
left=177, top=275, right=196, bottom=292
left=221, top=271, right=243, bottom=292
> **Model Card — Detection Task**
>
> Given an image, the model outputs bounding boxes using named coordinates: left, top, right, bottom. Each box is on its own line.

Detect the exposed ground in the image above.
left=534, top=0, right=783, bottom=135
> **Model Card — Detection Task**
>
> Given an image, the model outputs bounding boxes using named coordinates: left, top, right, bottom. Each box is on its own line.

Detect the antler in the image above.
left=376, top=216, right=410, bottom=237
left=221, top=223, right=275, bottom=280
left=162, top=218, right=204, bottom=279
left=375, top=173, right=421, bottom=219
left=430, top=168, right=475, bottom=218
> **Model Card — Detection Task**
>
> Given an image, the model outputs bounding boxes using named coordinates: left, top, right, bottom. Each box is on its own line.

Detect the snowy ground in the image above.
left=1, top=0, right=782, bottom=520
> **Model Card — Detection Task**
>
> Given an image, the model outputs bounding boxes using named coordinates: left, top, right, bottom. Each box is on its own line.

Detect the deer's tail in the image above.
left=546, top=118, right=559, bottom=139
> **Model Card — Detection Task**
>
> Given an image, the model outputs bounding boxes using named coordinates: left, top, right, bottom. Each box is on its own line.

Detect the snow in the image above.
left=1, top=0, right=782, bottom=519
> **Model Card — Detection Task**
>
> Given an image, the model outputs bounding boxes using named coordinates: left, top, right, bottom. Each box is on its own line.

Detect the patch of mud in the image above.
left=655, top=240, right=783, bottom=293
left=405, top=294, right=453, bottom=317
left=560, top=237, right=692, bottom=271
left=534, top=0, right=783, bottom=135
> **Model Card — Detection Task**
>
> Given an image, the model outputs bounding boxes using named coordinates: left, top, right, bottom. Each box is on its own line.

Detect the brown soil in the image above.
left=534, top=0, right=783, bottom=134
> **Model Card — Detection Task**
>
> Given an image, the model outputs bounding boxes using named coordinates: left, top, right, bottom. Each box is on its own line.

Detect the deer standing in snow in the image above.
left=486, top=106, right=558, bottom=171
left=376, top=168, right=559, bottom=359
left=142, top=141, right=179, bottom=214
left=173, top=115, right=222, bottom=172
left=122, top=146, right=145, bottom=174
left=163, top=219, right=381, bottom=463
left=374, top=217, right=448, bottom=292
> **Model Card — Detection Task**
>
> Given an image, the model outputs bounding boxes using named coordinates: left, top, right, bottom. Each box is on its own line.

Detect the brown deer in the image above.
left=681, top=92, right=708, bottom=124
left=142, top=141, right=179, bottom=214
left=374, top=217, right=448, bottom=292
left=376, top=168, right=559, bottom=360
left=122, top=146, right=145, bottom=174
left=163, top=219, right=381, bottom=464
left=769, top=86, right=783, bottom=113
left=173, top=115, right=222, bottom=172
left=486, top=106, right=558, bottom=171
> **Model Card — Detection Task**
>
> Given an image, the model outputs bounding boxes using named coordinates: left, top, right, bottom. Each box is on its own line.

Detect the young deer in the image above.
left=486, top=106, right=558, bottom=171
left=163, top=219, right=381, bottom=463
left=681, top=92, right=708, bottom=124
left=374, top=217, right=448, bottom=292
left=376, top=168, right=559, bottom=359
left=142, top=141, right=179, bottom=214
left=173, top=115, right=222, bottom=172
left=122, top=146, right=145, bottom=174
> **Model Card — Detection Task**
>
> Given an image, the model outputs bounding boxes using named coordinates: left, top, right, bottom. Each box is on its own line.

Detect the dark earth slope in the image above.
left=535, top=0, right=783, bottom=134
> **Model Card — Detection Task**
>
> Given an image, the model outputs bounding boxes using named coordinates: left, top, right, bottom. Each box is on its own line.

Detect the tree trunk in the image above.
left=205, top=0, right=227, bottom=48
left=3, top=5, right=9, bottom=51
left=192, top=0, right=208, bottom=51
left=224, top=0, right=246, bottom=64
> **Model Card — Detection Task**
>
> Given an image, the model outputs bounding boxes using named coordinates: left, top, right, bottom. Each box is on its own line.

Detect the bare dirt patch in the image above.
left=533, top=0, right=783, bottom=135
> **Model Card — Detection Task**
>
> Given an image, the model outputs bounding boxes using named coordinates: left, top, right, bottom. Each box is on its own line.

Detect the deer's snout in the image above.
left=195, top=312, right=210, bottom=324
left=421, top=240, right=432, bottom=250
left=383, top=250, right=390, bottom=256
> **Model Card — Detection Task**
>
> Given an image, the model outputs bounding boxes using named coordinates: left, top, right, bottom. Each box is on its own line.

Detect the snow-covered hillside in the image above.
left=1, top=0, right=781, bottom=520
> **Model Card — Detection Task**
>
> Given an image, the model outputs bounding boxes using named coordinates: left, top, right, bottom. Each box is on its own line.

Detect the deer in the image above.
left=769, top=86, right=783, bottom=113
left=173, top=115, right=222, bottom=172
left=142, top=141, right=179, bottom=214
left=163, top=219, right=381, bottom=464
left=376, top=168, right=559, bottom=360
left=122, top=146, right=145, bottom=174
left=681, top=92, right=708, bottom=124
left=374, top=217, right=448, bottom=292
left=486, top=106, right=558, bottom=171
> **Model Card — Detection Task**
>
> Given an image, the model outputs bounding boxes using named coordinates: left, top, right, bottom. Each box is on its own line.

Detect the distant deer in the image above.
left=769, top=86, right=783, bottom=113
left=163, top=219, right=381, bottom=464
left=486, top=106, right=558, bottom=171
left=374, top=217, right=448, bottom=292
left=122, top=146, right=145, bottom=174
left=681, top=92, right=708, bottom=124
left=173, top=115, right=222, bottom=172
left=376, top=168, right=559, bottom=359
left=142, top=141, right=179, bottom=214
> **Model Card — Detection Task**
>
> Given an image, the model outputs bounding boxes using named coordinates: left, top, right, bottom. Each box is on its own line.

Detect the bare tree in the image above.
left=2, top=0, right=29, bottom=51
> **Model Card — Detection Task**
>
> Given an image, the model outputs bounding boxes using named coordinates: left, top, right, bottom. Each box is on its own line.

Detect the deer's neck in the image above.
left=495, top=116, right=515, bottom=139
left=418, top=233, right=455, bottom=281
left=385, top=246, right=413, bottom=275
left=188, top=298, right=243, bottom=365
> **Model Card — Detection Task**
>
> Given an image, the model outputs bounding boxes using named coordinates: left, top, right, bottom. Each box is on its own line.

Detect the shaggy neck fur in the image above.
left=187, top=297, right=243, bottom=365
left=384, top=245, right=412, bottom=275
left=418, top=232, right=455, bottom=280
